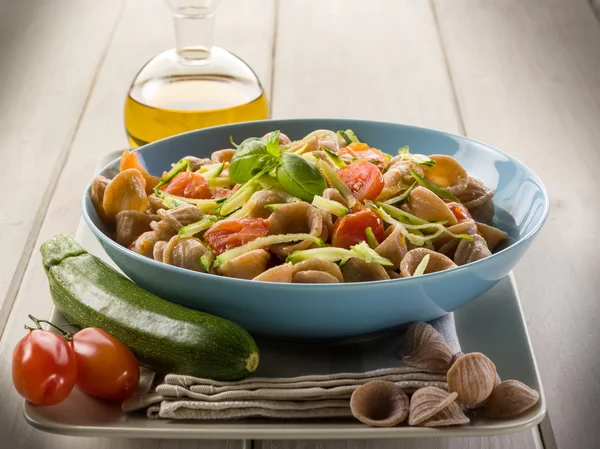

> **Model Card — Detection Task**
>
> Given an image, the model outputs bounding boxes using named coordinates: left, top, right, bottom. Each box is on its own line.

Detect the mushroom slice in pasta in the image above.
left=217, top=249, right=270, bottom=280
left=400, top=248, right=457, bottom=277
left=342, top=258, right=391, bottom=283
left=407, top=187, right=458, bottom=225
left=454, top=234, right=492, bottom=266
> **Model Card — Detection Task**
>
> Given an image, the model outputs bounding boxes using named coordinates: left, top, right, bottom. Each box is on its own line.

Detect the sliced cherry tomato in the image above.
left=447, top=202, right=472, bottom=222
left=12, top=329, right=77, bottom=406
left=339, top=143, right=388, bottom=169
left=119, top=149, right=160, bottom=194
left=337, top=160, right=384, bottom=202
left=204, top=218, right=270, bottom=254
left=332, top=209, right=385, bottom=249
left=161, top=172, right=213, bottom=199
left=71, top=328, right=139, bottom=401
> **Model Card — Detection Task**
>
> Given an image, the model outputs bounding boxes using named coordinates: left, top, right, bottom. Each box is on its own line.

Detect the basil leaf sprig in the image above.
left=229, top=130, right=326, bottom=202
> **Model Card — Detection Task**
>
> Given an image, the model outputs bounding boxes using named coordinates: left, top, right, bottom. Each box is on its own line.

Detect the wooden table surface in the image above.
left=1, top=0, right=599, bottom=447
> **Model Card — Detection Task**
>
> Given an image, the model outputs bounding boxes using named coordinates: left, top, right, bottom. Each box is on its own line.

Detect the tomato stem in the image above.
left=27, top=315, right=79, bottom=340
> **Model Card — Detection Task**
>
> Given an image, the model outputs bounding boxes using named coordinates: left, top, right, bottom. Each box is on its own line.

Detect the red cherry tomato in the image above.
left=332, top=209, right=385, bottom=249
left=12, top=329, right=77, bottom=405
left=337, top=160, right=384, bottom=202
left=71, top=328, right=139, bottom=401
left=204, top=218, right=270, bottom=255
left=447, top=202, right=472, bottom=222
left=161, top=172, right=213, bottom=199
left=339, top=143, right=388, bottom=169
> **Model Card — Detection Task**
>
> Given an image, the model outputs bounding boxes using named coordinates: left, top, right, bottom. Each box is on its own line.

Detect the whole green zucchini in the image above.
left=41, top=234, right=259, bottom=381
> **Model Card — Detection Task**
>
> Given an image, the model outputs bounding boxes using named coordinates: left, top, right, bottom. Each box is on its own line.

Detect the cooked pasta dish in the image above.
left=90, top=129, right=508, bottom=283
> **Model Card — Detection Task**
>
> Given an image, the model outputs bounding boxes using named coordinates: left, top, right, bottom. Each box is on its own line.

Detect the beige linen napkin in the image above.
left=123, top=314, right=459, bottom=420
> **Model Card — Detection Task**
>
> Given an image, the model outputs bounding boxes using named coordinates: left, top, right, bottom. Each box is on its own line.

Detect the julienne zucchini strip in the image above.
left=153, top=158, right=190, bottom=193
left=155, top=190, right=223, bottom=213
left=213, top=234, right=324, bottom=268
left=369, top=203, right=473, bottom=247
left=286, top=241, right=393, bottom=267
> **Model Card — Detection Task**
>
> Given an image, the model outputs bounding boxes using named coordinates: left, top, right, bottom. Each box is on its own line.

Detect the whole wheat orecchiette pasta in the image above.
left=91, top=128, right=509, bottom=282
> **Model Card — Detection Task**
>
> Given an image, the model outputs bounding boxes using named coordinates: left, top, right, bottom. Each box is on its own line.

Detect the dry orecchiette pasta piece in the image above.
left=421, top=155, right=468, bottom=196
left=292, top=270, right=341, bottom=284
left=115, top=210, right=159, bottom=247
left=375, top=224, right=408, bottom=270
left=322, top=187, right=348, bottom=208
left=292, top=259, right=344, bottom=282
left=182, top=155, right=212, bottom=171
left=476, top=222, right=508, bottom=251
left=350, top=380, right=409, bottom=427
left=262, top=131, right=292, bottom=145
left=407, top=186, right=458, bottom=225
left=150, top=204, right=204, bottom=240
left=400, top=248, right=457, bottom=277
left=161, top=235, right=209, bottom=272
left=253, top=263, right=294, bottom=283
left=268, top=202, right=328, bottom=257
left=210, top=149, right=236, bottom=164
left=130, top=230, right=162, bottom=258
left=386, top=268, right=402, bottom=279
left=90, top=175, right=111, bottom=224
left=341, top=258, right=391, bottom=283
left=217, top=249, right=270, bottom=280
left=377, top=161, right=424, bottom=201
left=434, top=219, right=478, bottom=256
left=457, top=176, right=494, bottom=209
left=245, top=190, right=285, bottom=219
left=102, top=169, right=149, bottom=220
left=454, top=234, right=492, bottom=266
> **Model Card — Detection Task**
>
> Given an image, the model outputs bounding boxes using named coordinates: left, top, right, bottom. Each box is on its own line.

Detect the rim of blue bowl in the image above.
left=81, top=118, right=550, bottom=288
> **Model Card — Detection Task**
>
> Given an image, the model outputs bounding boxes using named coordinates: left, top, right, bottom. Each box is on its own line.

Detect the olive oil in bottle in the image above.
left=124, top=0, right=268, bottom=147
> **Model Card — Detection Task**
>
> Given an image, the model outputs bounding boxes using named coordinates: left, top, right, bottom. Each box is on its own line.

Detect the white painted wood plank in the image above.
left=0, top=0, right=275, bottom=448
left=0, top=0, right=123, bottom=334
left=266, top=1, right=542, bottom=448
left=433, top=0, right=600, bottom=448
left=271, top=0, right=461, bottom=133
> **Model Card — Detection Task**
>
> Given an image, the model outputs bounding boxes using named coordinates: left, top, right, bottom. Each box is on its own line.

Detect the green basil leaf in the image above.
left=397, top=146, right=410, bottom=155
left=265, top=130, right=281, bottom=158
left=276, top=152, right=326, bottom=202
left=229, top=136, right=239, bottom=148
left=229, top=137, right=274, bottom=184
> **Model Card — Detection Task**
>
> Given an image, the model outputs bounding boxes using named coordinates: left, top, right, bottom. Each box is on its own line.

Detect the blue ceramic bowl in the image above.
left=82, top=119, right=549, bottom=340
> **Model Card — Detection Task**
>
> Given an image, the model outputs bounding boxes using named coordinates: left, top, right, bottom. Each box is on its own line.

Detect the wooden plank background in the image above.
left=2, top=0, right=600, bottom=447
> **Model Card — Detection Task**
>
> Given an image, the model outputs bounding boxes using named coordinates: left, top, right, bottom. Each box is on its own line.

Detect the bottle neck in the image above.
left=173, top=13, right=215, bottom=63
